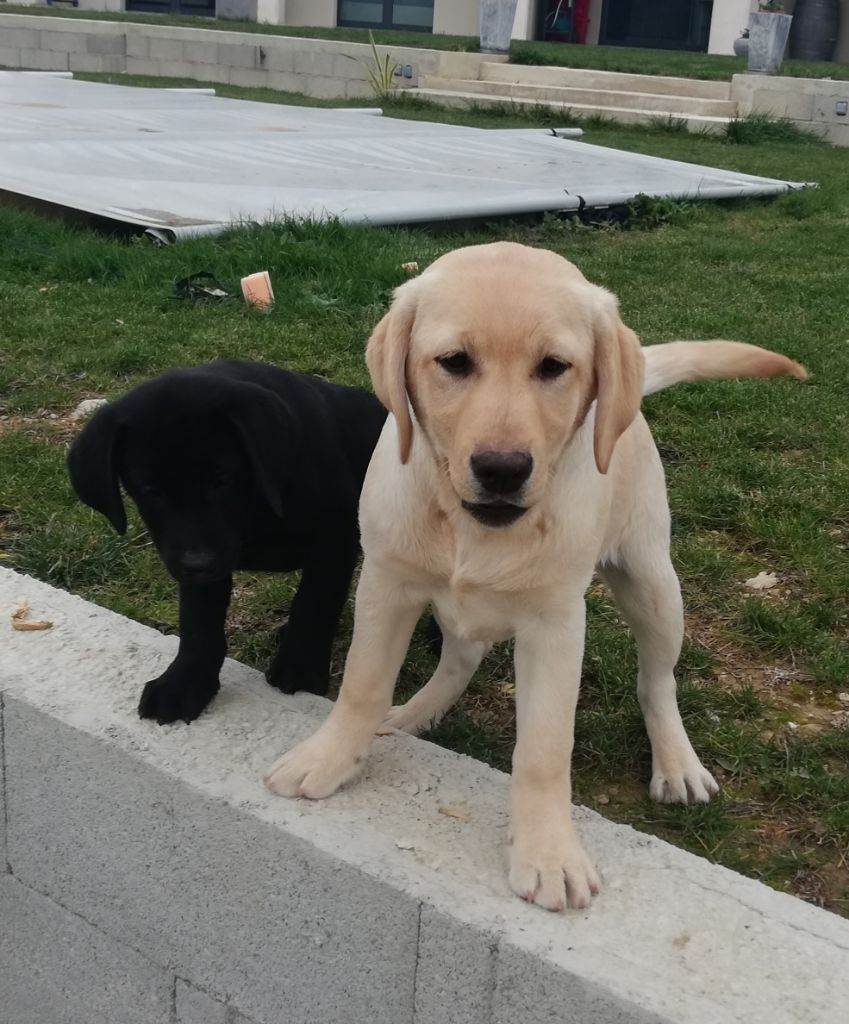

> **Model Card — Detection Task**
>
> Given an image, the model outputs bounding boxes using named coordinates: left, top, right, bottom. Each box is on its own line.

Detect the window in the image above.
left=338, top=0, right=434, bottom=32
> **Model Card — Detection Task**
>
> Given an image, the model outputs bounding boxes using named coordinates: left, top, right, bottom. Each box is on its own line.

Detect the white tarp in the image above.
left=0, top=71, right=810, bottom=241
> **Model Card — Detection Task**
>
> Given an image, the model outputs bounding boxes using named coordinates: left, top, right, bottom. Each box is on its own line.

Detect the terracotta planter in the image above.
left=747, top=11, right=793, bottom=74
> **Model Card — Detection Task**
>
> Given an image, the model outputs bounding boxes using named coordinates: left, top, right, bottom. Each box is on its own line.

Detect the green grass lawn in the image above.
left=1, top=77, right=848, bottom=915
left=3, top=4, right=848, bottom=81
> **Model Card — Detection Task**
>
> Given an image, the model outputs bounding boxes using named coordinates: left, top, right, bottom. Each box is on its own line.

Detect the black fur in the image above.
left=67, top=359, right=387, bottom=725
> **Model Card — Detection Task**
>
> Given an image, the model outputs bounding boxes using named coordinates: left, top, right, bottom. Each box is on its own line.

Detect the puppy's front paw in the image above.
left=509, top=823, right=600, bottom=912
left=138, top=666, right=219, bottom=725
left=265, top=655, right=330, bottom=697
left=263, top=726, right=367, bottom=799
left=650, top=744, right=719, bottom=805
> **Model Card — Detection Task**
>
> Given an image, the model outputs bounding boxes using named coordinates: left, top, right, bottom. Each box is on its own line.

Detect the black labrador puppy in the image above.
left=68, top=359, right=387, bottom=725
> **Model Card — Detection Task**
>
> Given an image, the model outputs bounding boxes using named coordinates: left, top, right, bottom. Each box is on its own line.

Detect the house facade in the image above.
left=20, top=0, right=849, bottom=61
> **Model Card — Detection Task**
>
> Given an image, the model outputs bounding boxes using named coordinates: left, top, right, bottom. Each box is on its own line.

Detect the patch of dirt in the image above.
left=0, top=410, right=78, bottom=445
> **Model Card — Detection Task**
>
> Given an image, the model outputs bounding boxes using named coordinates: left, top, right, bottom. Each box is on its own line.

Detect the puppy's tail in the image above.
left=641, top=341, right=807, bottom=397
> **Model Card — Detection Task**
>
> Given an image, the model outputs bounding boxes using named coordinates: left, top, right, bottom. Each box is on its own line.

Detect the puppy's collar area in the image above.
left=461, top=499, right=528, bottom=528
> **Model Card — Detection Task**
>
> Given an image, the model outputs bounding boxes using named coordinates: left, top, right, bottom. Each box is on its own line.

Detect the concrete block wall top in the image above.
left=0, top=12, right=496, bottom=79
left=2, top=566, right=848, bottom=1023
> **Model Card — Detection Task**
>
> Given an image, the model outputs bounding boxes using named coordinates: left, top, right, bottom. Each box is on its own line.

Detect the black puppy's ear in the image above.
left=229, top=386, right=291, bottom=519
left=67, top=404, right=127, bottom=535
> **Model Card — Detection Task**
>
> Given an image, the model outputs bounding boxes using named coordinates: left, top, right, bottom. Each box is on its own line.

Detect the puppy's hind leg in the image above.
left=379, top=621, right=488, bottom=736
left=599, top=547, right=719, bottom=806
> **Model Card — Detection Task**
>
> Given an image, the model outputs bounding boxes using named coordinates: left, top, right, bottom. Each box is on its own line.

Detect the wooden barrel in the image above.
left=789, top=0, right=840, bottom=61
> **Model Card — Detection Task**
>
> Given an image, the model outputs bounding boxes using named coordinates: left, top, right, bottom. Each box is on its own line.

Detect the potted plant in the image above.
left=747, top=1, right=794, bottom=74
left=733, top=26, right=749, bottom=58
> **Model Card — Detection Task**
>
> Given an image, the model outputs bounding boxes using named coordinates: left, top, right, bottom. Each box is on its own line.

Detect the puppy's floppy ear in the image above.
left=67, top=403, right=127, bottom=535
left=592, top=294, right=644, bottom=475
left=366, top=283, right=417, bottom=463
left=228, top=385, right=292, bottom=519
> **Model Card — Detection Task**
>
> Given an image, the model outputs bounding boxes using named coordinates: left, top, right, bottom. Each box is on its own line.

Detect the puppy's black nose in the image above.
left=179, top=550, right=216, bottom=575
left=470, top=450, right=533, bottom=495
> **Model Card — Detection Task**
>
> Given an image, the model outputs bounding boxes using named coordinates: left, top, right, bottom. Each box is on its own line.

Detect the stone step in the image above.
left=419, top=75, right=737, bottom=118
left=413, top=88, right=732, bottom=135
left=480, top=61, right=733, bottom=101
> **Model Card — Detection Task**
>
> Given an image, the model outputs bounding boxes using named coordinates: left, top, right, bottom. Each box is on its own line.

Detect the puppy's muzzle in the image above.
left=464, top=450, right=532, bottom=528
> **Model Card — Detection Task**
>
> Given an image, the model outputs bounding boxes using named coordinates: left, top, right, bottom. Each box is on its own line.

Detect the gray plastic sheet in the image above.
left=0, top=71, right=811, bottom=241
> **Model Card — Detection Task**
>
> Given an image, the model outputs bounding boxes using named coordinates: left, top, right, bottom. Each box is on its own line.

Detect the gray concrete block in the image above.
left=87, top=32, right=127, bottom=56
left=126, top=57, right=163, bottom=78
left=184, top=63, right=230, bottom=86
left=261, top=46, right=297, bottom=72
left=415, top=905, right=496, bottom=1024
left=5, top=698, right=420, bottom=1024
left=18, top=48, right=69, bottom=71
left=264, top=71, right=306, bottom=94
left=333, top=52, right=368, bottom=82
left=155, top=59, right=208, bottom=81
left=175, top=980, right=259, bottom=1024
left=306, top=75, right=350, bottom=100
left=494, top=943, right=671, bottom=1024
left=294, top=50, right=336, bottom=76
left=183, top=40, right=219, bottom=64
left=0, top=874, right=173, bottom=1024
left=227, top=67, right=273, bottom=90
left=1, top=27, right=41, bottom=49
left=40, top=29, right=87, bottom=54
left=148, top=37, right=185, bottom=62
left=0, top=46, right=21, bottom=69
left=176, top=979, right=228, bottom=1024
left=218, top=41, right=259, bottom=70
left=346, top=80, right=377, bottom=100
left=126, top=31, right=149, bottom=60
left=69, top=53, right=126, bottom=74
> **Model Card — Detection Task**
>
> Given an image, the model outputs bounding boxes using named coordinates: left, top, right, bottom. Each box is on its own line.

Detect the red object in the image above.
left=572, top=0, right=591, bottom=44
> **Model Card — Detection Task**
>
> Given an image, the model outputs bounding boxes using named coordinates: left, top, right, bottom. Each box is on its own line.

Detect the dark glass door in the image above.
left=600, top=0, right=713, bottom=51
left=126, top=0, right=215, bottom=15
left=337, top=0, right=434, bottom=32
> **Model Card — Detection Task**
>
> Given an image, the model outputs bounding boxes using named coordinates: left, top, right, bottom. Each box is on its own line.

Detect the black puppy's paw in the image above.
left=265, top=657, right=329, bottom=697
left=138, top=666, right=220, bottom=725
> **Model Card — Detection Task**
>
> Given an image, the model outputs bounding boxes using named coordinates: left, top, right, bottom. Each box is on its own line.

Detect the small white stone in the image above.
left=71, top=398, right=108, bottom=421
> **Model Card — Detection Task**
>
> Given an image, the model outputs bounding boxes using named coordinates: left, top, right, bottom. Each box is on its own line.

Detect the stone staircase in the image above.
left=416, top=63, right=738, bottom=133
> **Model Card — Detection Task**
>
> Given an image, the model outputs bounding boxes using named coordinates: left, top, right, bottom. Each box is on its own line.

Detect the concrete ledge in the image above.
left=0, top=13, right=502, bottom=99
left=2, top=565, right=848, bottom=1024
left=732, top=72, right=849, bottom=145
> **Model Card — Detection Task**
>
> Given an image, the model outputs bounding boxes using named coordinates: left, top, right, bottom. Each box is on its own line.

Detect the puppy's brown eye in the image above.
left=436, top=352, right=473, bottom=376
left=536, top=357, right=571, bottom=380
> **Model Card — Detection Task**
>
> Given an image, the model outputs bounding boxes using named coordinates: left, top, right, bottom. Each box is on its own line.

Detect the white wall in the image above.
left=284, top=0, right=336, bottom=27
left=707, top=0, right=753, bottom=54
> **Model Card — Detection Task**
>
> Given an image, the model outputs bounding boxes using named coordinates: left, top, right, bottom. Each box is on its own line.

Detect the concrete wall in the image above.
left=733, top=70, right=849, bottom=143
left=0, top=12, right=500, bottom=95
left=3, top=564, right=849, bottom=1024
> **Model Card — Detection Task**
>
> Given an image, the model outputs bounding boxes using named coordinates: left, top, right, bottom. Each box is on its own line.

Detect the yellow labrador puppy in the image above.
left=265, top=242, right=805, bottom=912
